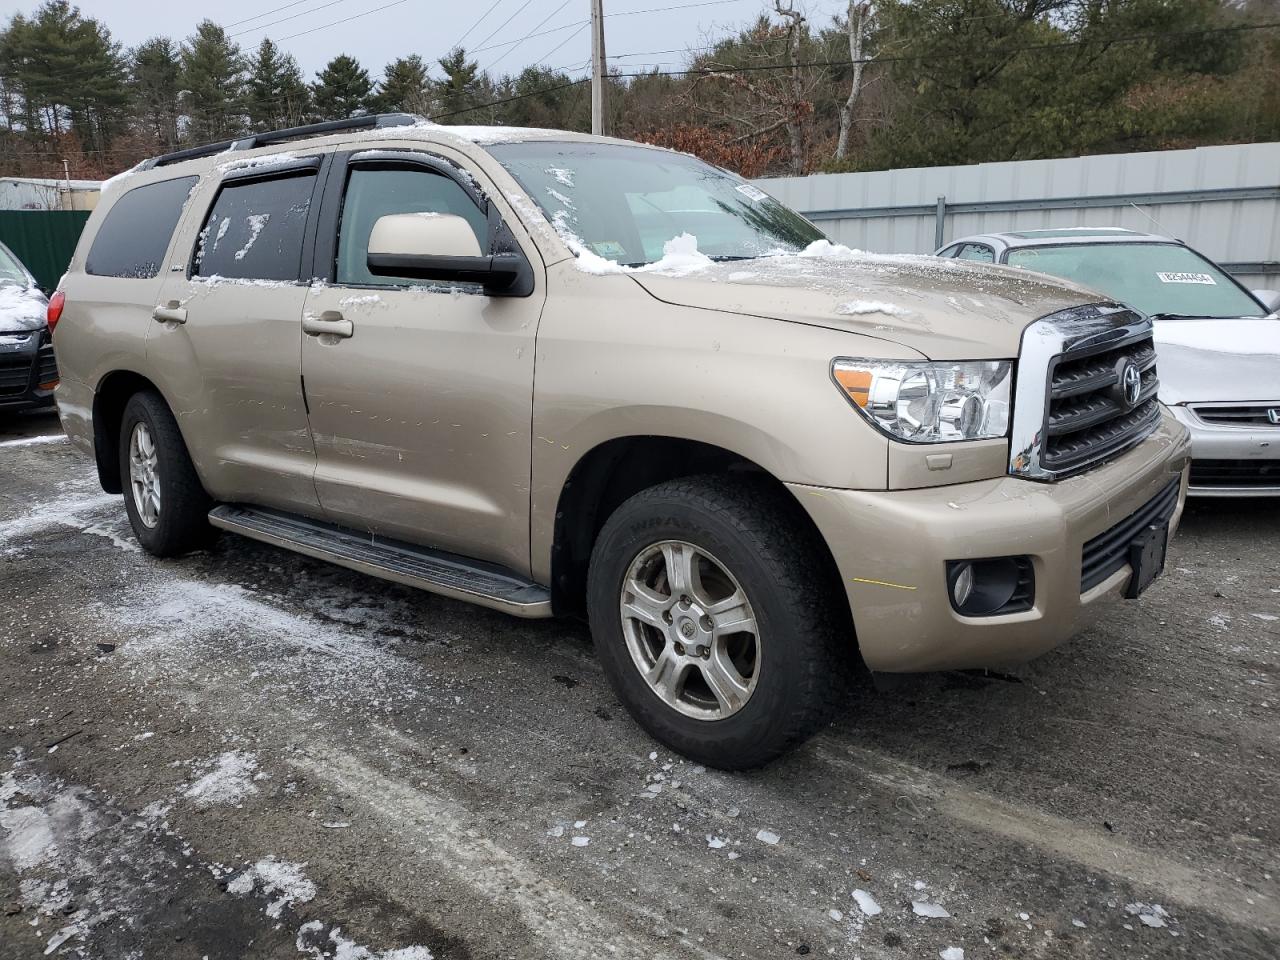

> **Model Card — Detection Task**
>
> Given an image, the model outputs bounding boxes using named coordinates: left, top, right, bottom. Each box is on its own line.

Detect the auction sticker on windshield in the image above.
left=1156, top=272, right=1216, bottom=284
left=735, top=183, right=769, bottom=203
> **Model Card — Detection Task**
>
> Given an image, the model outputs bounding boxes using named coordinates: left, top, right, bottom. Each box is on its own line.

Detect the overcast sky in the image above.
left=4, top=0, right=848, bottom=81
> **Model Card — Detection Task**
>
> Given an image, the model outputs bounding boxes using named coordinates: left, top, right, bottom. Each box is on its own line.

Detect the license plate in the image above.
left=1125, top=523, right=1169, bottom=599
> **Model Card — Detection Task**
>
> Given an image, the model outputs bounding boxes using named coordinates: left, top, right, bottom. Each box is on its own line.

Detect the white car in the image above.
left=937, top=228, right=1280, bottom=497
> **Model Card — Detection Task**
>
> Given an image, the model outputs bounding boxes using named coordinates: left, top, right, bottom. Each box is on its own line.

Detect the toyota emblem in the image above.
left=1119, top=361, right=1142, bottom=409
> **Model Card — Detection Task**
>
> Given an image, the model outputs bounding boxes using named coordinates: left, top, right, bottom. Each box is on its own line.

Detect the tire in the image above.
left=586, top=475, right=851, bottom=770
left=118, top=390, right=214, bottom=557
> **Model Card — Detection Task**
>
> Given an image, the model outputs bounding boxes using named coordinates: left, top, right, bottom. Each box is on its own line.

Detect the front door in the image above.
left=148, top=155, right=329, bottom=512
left=300, top=148, right=545, bottom=575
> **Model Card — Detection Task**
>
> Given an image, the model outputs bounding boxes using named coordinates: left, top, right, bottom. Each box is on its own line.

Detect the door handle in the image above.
left=152, top=303, right=187, bottom=324
left=303, top=312, right=354, bottom=339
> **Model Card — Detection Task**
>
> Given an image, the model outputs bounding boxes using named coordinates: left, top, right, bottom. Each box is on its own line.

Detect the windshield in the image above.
left=0, top=244, right=30, bottom=285
left=1005, top=242, right=1265, bottom=319
left=487, top=141, right=824, bottom=266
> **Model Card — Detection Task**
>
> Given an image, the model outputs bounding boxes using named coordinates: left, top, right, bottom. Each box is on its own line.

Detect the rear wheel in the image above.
left=118, top=390, right=213, bottom=556
left=586, top=475, right=850, bottom=769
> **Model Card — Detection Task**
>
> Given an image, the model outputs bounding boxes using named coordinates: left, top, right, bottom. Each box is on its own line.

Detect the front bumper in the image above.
left=789, top=411, right=1191, bottom=673
left=1169, top=405, right=1280, bottom=497
left=0, top=329, right=57, bottom=412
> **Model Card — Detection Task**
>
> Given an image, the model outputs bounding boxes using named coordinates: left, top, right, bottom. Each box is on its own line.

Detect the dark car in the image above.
left=0, top=241, right=58, bottom=412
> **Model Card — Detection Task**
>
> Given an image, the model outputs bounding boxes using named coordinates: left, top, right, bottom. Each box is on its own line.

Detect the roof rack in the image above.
left=139, top=113, right=424, bottom=170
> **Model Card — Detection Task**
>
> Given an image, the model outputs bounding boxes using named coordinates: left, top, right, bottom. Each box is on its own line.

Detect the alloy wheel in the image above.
left=619, top=540, right=760, bottom=720
left=128, top=421, right=161, bottom=528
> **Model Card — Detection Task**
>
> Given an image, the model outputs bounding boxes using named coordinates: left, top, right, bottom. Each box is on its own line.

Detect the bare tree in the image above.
left=834, top=1, right=872, bottom=162
left=773, top=0, right=806, bottom=175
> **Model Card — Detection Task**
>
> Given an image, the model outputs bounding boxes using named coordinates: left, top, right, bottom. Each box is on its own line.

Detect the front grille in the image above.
left=1191, top=404, right=1280, bottom=428
left=1189, top=459, right=1280, bottom=488
left=1043, top=333, right=1161, bottom=477
left=1080, top=480, right=1179, bottom=592
left=0, top=353, right=33, bottom=397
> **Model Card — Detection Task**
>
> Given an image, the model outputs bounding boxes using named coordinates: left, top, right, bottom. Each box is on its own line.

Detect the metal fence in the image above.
left=0, top=210, right=91, bottom=292
left=755, top=142, right=1280, bottom=289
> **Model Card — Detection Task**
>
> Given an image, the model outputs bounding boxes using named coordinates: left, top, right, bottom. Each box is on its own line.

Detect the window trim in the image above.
left=187, top=161, right=327, bottom=283
left=311, top=149, right=504, bottom=292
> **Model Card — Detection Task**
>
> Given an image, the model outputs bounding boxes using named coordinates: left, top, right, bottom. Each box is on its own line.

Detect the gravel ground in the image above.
left=1, top=409, right=1277, bottom=960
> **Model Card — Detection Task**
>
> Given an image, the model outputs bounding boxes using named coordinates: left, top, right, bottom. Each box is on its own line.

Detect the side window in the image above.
left=336, top=166, right=488, bottom=287
left=937, top=244, right=961, bottom=258
left=86, top=176, right=198, bottom=278
left=956, top=243, right=995, bottom=263
left=194, top=173, right=315, bottom=281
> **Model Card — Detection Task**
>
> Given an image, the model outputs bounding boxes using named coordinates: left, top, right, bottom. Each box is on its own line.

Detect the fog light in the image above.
left=951, top=562, right=975, bottom=608
left=946, top=557, right=1035, bottom=617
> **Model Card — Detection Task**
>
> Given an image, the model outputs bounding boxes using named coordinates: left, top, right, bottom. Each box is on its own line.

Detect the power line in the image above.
left=276, top=0, right=412, bottom=42
left=616, top=18, right=1280, bottom=76
left=452, top=0, right=506, bottom=51
left=531, top=22, right=591, bottom=70
left=429, top=76, right=589, bottom=120
left=225, top=0, right=335, bottom=30
left=483, top=0, right=577, bottom=72
left=472, top=0, right=538, bottom=52
left=230, top=0, right=351, bottom=38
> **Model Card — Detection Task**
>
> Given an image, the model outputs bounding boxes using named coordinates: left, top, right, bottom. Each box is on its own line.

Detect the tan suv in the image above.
left=53, top=114, right=1190, bottom=768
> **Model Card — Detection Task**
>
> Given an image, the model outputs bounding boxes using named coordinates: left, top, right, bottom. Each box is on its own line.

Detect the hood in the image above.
left=627, top=245, right=1095, bottom=360
left=0, top=282, right=48, bottom=333
left=1154, top=317, right=1280, bottom=404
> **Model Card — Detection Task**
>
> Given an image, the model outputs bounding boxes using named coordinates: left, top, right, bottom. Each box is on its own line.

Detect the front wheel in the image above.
left=586, top=476, right=851, bottom=769
left=118, top=390, right=214, bottom=557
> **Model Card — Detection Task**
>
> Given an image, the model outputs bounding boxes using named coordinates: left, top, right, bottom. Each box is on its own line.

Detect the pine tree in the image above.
left=0, top=1, right=128, bottom=151
left=131, top=36, right=180, bottom=150
left=436, top=47, right=479, bottom=119
left=311, top=54, right=373, bottom=120
left=180, top=20, right=246, bottom=143
left=378, top=54, right=431, bottom=115
left=247, top=37, right=310, bottom=130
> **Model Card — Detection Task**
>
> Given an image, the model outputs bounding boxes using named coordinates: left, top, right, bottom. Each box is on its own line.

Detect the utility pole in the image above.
left=591, top=0, right=609, bottom=136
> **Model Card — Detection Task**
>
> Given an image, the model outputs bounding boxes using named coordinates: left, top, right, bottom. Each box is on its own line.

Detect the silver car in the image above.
left=937, top=228, right=1280, bottom=497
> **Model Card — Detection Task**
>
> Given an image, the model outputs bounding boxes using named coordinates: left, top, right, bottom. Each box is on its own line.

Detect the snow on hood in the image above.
left=1153, top=317, right=1280, bottom=404
left=0, top=282, right=47, bottom=333
left=614, top=238, right=1096, bottom=360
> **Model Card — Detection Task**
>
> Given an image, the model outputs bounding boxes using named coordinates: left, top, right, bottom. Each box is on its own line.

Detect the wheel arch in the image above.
left=91, top=369, right=165, bottom=494
left=548, top=436, right=854, bottom=636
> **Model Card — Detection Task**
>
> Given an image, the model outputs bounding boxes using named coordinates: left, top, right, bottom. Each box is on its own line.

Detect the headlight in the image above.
left=832, top=359, right=1013, bottom=443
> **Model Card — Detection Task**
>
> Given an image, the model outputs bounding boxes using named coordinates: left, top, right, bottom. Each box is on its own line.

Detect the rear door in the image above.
left=147, top=152, right=331, bottom=512
left=299, top=146, right=545, bottom=574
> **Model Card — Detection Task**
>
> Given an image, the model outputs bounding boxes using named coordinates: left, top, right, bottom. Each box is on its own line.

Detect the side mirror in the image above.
left=1251, top=289, right=1280, bottom=314
left=366, top=213, right=531, bottom=296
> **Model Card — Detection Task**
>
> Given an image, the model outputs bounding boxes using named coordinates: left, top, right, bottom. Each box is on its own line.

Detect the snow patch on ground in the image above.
left=912, top=900, right=951, bottom=918
left=297, top=920, right=435, bottom=959
left=1125, top=902, right=1173, bottom=929
left=227, top=857, right=316, bottom=918
left=184, top=750, right=260, bottom=808
left=851, top=889, right=881, bottom=916
left=0, top=433, right=67, bottom=447
left=755, top=829, right=780, bottom=845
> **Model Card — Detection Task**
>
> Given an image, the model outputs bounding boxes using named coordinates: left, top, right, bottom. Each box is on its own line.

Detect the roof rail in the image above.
left=140, top=113, right=423, bottom=170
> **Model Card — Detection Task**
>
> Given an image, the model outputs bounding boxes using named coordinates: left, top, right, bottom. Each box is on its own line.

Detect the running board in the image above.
left=208, top=504, right=553, bottom=618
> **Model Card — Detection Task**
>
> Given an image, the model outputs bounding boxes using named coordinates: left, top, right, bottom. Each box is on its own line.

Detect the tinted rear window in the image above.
left=194, top=173, right=315, bottom=282
left=86, top=176, right=197, bottom=279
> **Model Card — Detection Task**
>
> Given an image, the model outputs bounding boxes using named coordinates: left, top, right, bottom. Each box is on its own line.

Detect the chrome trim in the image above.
left=1009, top=303, right=1153, bottom=481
